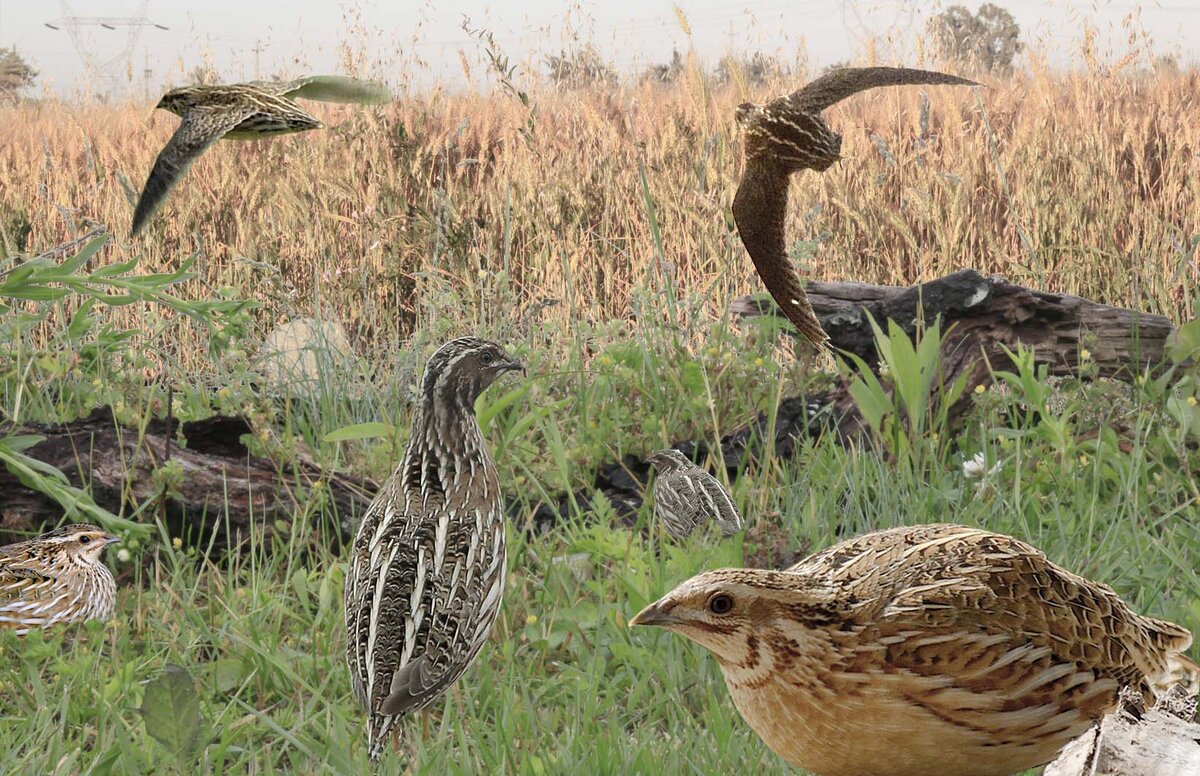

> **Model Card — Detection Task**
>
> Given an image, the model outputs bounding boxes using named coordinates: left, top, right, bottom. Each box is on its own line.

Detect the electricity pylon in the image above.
left=45, top=1, right=168, bottom=97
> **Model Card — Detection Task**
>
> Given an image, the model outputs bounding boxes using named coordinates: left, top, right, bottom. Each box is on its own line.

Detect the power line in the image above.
left=44, top=0, right=169, bottom=97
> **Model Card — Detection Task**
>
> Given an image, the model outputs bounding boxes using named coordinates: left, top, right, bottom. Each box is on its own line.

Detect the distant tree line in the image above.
left=0, top=48, right=37, bottom=102
left=926, top=3, right=1022, bottom=73
left=545, top=47, right=789, bottom=89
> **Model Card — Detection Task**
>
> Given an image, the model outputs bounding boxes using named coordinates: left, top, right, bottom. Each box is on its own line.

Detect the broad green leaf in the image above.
left=844, top=352, right=891, bottom=434
left=66, top=298, right=97, bottom=338
left=55, top=235, right=109, bottom=274
left=0, top=434, right=45, bottom=453
left=90, top=257, right=141, bottom=277
left=1167, top=317, right=1200, bottom=364
left=209, top=659, right=247, bottom=694
left=139, top=664, right=209, bottom=760
left=0, top=434, right=147, bottom=536
left=477, top=380, right=532, bottom=430
left=322, top=421, right=392, bottom=443
left=1, top=283, right=70, bottom=301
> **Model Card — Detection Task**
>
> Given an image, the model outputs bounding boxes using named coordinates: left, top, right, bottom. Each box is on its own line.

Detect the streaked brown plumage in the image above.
left=343, top=337, right=523, bottom=762
left=732, top=67, right=978, bottom=349
left=131, top=75, right=391, bottom=235
left=0, top=523, right=120, bottom=633
left=631, top=523, right=1198, bottom=776
left=646, top=449, right=743, bottom=540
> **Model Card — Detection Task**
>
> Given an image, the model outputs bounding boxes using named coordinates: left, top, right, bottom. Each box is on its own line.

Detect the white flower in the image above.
left=962, top=452, right=1001, bottom=480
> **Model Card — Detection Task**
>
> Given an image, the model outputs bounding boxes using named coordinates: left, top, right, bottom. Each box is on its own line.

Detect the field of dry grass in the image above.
left=2, top=62, right=1197, bottom=367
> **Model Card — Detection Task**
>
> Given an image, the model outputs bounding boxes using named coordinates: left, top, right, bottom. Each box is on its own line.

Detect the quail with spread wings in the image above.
left=131, top=75, right=390, bottom=235
left=732, top=67, right=978, bottom=348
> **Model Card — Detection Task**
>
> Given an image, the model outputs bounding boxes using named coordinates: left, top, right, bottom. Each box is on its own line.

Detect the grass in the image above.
left=1, top=44, right=1199, bottom=775
left=2, top=377, right=1198, bottom=773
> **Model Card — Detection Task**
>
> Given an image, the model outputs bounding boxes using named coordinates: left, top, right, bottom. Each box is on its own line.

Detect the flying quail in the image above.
left=733, top=67, right=977, bottom=348
left=131, top=75, right=390, bottom=235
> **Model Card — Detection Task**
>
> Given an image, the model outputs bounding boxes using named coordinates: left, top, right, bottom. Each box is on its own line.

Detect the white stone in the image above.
left=258, top=317, right=358, bottom=393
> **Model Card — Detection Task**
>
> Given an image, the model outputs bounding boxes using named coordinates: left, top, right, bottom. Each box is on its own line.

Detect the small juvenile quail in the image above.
left=343, top=337, right=524, bottom=761
left=131, top=75, right=390, bottom=235
left=0, top=523, right=120, bottom=633
left=733, top=66, right=977, bottom=348
left=645, top=449, right=743, bottom=540
left=631, top=523, right=1198, bottom=776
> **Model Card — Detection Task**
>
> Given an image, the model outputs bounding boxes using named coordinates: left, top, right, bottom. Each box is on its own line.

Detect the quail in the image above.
left=645, top=449, right=743, bottom=540
left=343, top=337, right=524, bottom=761
left=131, top=75, right=390, bottom=235
left=632, top=523, right=1198, bottom=776
left=733, top=67, right=977, bottom=348
left=0, top=523, right=120, bottom=633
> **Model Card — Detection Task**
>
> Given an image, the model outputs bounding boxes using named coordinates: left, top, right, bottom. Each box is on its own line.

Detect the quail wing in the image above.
left=255, top=75, right=391, bottom=105
left=345, top=502, right=500, bottom=722
left=131, top=105, right=255, bottom=235
left=731, top=154, right=830, bottom=349
left=732, top=67, right=977, bottom=350
left=694, top=473, right=743, bottom=535
left=0, top=556, right=55, bottom=615
left=805, top=527, right=1195, bottom=705
left=654, top=470, right=705, bottom=538
left=769, top=66, right=978, bottom=115
left=379, top=653, right=438, bottom=716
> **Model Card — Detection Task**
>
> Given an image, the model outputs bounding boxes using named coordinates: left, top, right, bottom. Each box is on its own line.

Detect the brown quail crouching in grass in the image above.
left=632, top=523, right=1198, bottom=776
left=646, top=449, right=743, bottom=540
left=0, top=524, right=120, bottom=633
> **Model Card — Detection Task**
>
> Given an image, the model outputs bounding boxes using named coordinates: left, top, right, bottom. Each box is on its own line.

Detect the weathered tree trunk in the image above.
left=0, top=407, right=377, bottom=547
left=1044, top=687, right=1200, bottom=776
left=2, top=272, right=1178, bottom=546
left=533, top=271, right=1179, bottom=528
left=731, top=268, right=1176, bottom=440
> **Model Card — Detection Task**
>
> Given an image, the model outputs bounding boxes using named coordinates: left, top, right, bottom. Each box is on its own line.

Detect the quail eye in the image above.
left=78, top=535, right=91, bottom=545
left=480, top=352, right=494, bottom=365
left=708, top=593, right=734, bottom=615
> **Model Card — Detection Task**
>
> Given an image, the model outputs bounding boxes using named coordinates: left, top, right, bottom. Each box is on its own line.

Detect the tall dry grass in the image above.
left=1, top=63, right=1197, bottom=364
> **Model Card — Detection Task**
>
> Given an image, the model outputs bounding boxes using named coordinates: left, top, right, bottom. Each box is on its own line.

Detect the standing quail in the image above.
left=343, top=337, right=523, bottom=761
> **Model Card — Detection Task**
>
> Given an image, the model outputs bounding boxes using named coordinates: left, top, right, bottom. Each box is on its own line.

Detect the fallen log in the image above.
left=734, top=269, right=1173, bottom=374
left=2, top=272, right=1178, bottom=546
left=532, top=270, right=1179, bottom=526
left=0, top=406, right=377, bottom=548
left=731, top=268, right=1176, bottom=440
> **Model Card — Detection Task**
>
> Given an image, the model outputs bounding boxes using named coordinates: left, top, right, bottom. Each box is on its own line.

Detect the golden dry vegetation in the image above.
left=1, top=62, right=1196, bottom=366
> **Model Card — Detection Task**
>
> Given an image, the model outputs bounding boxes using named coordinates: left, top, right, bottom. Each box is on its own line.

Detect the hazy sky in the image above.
left=1, top=0, right=1196, bottom=97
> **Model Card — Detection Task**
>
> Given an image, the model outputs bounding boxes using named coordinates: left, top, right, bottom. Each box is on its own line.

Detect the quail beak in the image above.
left=497, top=360, right=525, bottom=375
left=103, top=533, right=122, bottom=545
left=629, top=601, right=683, bottom=629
